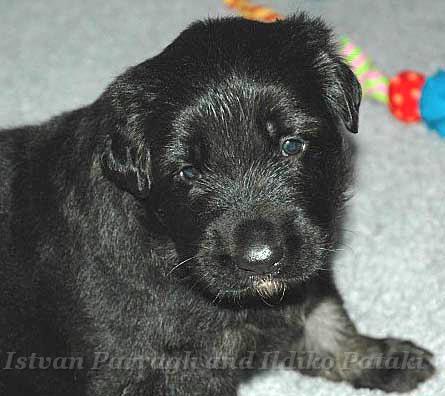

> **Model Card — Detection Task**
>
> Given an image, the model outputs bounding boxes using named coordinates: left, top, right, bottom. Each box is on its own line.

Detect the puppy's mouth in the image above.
left=224, top=259, right=288, bottom=298
left=223, top=273, right=287, bottom=300
left=236, top=261, right=281, bottom=277
left=252, top=275, right=287, bottom=300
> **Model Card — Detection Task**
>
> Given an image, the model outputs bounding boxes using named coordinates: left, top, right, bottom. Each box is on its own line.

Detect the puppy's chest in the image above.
left=210, top=308, right=300, bottom=357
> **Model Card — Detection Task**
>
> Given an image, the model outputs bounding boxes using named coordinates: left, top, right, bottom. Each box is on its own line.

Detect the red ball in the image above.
left=388, top=71, right=426, bottom=123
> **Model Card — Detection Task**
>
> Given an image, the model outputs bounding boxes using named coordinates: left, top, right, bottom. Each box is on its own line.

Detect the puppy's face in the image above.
left=154, top=77, right=347, bottom=300
left=102, top=15, right=361, bottom=301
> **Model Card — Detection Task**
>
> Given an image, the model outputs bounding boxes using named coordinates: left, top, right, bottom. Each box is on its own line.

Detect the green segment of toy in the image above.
left=339, top=36, right=389, bottom=104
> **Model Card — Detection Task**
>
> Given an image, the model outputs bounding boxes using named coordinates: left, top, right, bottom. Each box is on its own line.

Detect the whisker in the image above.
left=212, top=291, right=221, bottom=304
left=338, top=228, right=361, bottom=237
left=167, top=255, right=198, bottom=276
left=259, top=294, right=274, bottom=307
left=279, top=282, right=287, bottom=302
left=318, top=247, right=344, bottom=253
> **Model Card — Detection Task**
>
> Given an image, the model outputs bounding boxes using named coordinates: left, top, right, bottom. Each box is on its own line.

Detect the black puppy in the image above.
left=0, top=14, right=435, bottom=396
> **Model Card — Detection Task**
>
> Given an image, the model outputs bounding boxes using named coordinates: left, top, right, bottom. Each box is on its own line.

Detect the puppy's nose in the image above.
left=234, top=220, right=283, bottom=274
left=238, top=243, right=283, bottom=274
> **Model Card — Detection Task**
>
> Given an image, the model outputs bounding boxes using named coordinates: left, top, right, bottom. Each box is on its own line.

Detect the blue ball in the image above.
left=420, top=69, right=445, bottom=137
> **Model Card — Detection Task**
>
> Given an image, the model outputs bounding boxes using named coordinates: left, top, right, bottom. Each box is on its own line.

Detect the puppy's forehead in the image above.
left=167, top=75, right=320, bottom=165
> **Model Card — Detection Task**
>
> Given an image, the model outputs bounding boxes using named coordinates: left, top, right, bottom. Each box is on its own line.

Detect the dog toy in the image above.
left=223, top=0, right=445, bottom=137
left=344, top=40, right=445, bottom=136
left=339, top=36, right=389, bottom=104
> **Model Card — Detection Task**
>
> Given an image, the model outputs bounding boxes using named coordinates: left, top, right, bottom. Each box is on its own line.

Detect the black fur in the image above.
left=0, top=14, right=434, bottom=395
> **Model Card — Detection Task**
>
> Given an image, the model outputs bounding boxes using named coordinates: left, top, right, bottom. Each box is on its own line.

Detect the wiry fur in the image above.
left=0, top=14, right=434, bottom=395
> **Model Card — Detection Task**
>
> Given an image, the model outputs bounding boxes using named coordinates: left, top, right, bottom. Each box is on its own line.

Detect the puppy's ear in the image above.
left=101, top=133, right=151, bottom=199
left=325, top=60, right=362, bottom=134
left=281, top=14, right=362, bottom=133
left=100, top=75, right=153, bottom=199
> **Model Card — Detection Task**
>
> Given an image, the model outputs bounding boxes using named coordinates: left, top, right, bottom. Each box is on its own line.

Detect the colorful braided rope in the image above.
left=339, top=36, right=389, bottom=103
left=224, top=0, right=282, bottom=22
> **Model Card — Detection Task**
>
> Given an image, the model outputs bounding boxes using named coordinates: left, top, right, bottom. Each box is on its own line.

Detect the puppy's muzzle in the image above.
left=234, top=219, right=283, bottom=275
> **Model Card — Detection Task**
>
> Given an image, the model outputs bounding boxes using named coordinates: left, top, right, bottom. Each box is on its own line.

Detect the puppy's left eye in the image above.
left=281, top=137, right=306, bottom=157
left=179, top=165, right=201, bottom=184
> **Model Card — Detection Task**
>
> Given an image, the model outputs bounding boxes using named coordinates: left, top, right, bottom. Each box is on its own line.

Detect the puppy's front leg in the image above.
left=292, top=298, right=435, bottom=393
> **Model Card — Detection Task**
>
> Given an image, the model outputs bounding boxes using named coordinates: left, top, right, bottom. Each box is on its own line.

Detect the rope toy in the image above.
left=223, top=0, right=445, bottom=138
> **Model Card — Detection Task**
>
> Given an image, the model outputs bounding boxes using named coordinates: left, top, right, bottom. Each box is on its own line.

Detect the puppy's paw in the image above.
left=353, top=338, right=435, bottom=393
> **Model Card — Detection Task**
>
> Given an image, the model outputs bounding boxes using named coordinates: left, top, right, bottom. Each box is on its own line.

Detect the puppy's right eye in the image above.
left=179, top=166, right=200, bottom=184
left=281, top=137, right=306, bottom=157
